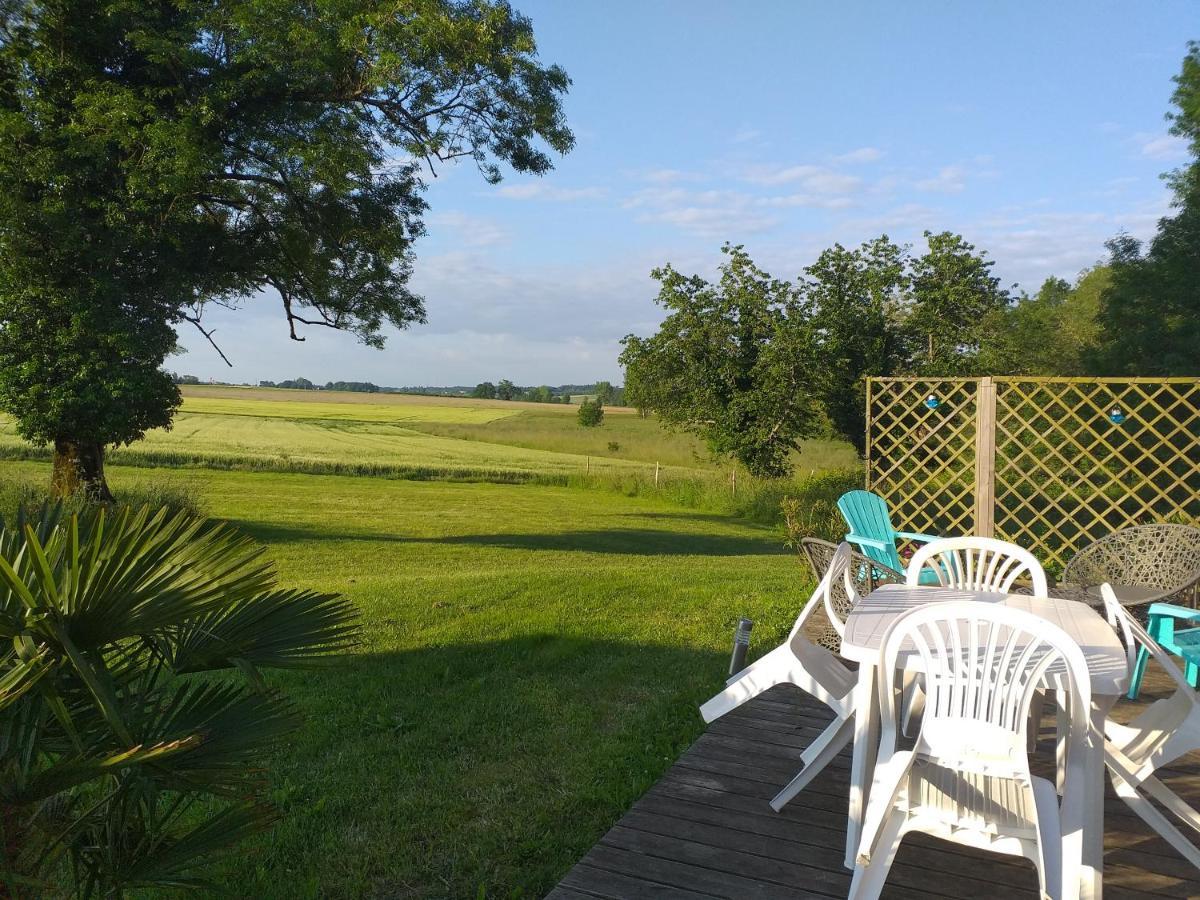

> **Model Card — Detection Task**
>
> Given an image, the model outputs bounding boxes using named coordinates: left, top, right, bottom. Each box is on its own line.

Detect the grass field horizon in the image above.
left=0, top=385, right=859, bottom=486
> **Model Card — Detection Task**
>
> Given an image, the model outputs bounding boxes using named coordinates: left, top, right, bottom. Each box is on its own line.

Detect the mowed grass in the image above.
left=0, top=460, right=809, bottom=898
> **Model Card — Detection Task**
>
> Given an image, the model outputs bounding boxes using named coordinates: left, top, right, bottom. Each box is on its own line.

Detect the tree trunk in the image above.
left=51, top=439, right=114, bottom=502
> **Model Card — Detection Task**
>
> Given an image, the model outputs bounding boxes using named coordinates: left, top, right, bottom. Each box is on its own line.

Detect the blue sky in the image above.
left=176, top=1, right=1196, bottom=386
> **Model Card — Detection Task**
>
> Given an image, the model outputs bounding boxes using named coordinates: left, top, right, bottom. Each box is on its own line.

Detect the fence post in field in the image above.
left=654, top=461, right=660, bottom=487
left=974, top=376, right=997, bottom=538
left=586, top=456, right=590, bottom=475
left=731, top=468, right=737, bottom=496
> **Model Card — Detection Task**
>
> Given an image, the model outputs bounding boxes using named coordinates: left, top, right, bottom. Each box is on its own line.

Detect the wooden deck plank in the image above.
left=551, top=665, right=1200, bottom=899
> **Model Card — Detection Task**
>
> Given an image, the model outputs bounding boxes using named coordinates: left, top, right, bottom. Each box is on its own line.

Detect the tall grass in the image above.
left=0, top=471, right=207, bottom=525
left=558, top=465, right=863, bottom=529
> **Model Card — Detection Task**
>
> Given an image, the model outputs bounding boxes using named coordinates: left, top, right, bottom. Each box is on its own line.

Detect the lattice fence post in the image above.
left=974, top=376, right=996, bottom=538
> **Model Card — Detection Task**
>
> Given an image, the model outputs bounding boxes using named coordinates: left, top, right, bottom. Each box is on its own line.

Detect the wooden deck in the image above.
left=549, top=669, right=1200, bottom=899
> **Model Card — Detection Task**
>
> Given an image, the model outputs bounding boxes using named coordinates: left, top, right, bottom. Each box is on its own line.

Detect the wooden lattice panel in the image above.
left=993, top=378, right=1200, bottom=572
left=867, top=379, right=978, bottom=541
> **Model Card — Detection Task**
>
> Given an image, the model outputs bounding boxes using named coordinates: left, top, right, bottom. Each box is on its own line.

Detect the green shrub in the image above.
left=577, top=399, right=604, bottom=427
left=0, top=504, right=359, bottom=896
left=780, top=467, right=863, bottom=545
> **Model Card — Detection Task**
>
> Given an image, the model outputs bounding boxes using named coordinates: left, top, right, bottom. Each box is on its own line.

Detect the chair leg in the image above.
left=1112, top=772, right=1200, bottom=870
left=1055, top=691, right=1068, bottom=794
left=847, top=811, right=905, bottom=900
left=1028, top=689, right=1046, bottom=753
left=900, top=672, right=924, bottom=739
left=769, top=715, right=854, bottom=812
left=1128, top=646, right=1150, bottom=700
left=1140, top=774, right=1200, bottom=838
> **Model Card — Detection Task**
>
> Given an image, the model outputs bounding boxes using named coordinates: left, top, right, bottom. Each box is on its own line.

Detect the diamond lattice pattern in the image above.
left=867, top=378, right=1200, bottom=575
left=867, top=379, right=978, bottom=542
left=993, top=379, right=1200, bottom=571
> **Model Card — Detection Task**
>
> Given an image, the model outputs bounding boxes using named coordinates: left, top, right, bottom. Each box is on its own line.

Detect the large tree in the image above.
left=802, top=236, right=909, bottom=454
left=620, top=244, right=822, bottom=477
left=1093, top=42, right=1200, bottom=375
left=905, top=231, right=1012, bottom=375
left=977, top=269, right=1107, bottom=376
left=0, top=0, right=572, bottom=498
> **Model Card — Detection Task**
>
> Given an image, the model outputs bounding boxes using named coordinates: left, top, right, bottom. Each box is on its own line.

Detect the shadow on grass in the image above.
left=428, top=528, right=786, bottom=556
left=243, top=634, right=733, bottom=898
left=226, top=520, right=787, bottom=557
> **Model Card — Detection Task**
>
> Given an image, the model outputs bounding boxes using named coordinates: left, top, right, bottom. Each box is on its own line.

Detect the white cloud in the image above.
left=637, top=168, right=704, bottom=184
left=739, top=164, right=862, bottom=195
left=731, top=127, right=763, bottom=144
left=1137, top=132, right=1188, bottom=161
left=740, top=164, right=823, bottom=186
left=641, top=205, right=780, bottom=237
left=834, top=147, right=885, bottom=164
left=426, top=211, right=510, bottom=247
left=915, top=165, right=969, bottom=194
left=756, top=193, right=855, bottom=210
left=494, top=183, right=609, bottom=201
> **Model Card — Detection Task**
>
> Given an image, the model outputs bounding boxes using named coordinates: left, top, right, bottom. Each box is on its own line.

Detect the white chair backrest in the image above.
left=877, top=600, right=1090, bottom=767
left=906, top=536, right=1048, bottom=597
left=789, top=541, right=858, bottom=639
left=1100, top=582, right=1194, bottom=694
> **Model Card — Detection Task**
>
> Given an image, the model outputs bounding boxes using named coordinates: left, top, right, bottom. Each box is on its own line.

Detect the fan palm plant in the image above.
left=0, top=504, right=359, bottom=897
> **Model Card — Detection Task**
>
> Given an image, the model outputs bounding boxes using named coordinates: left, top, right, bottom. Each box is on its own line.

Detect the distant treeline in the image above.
left=166, top=373, right=625, bottom=404
left=468, top=380, right=624, bottom=405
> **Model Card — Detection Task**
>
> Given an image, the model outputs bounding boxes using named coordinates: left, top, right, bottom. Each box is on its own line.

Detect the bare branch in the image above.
left=183, top=314, right=233, bottom=367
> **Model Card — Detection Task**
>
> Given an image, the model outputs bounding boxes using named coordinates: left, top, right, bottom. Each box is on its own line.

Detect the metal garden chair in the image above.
left=836, top=490, right=943, bottom=585
left=799, top=538, right=904, bottom=653
left=1062, top=524, right=1200, bottom=698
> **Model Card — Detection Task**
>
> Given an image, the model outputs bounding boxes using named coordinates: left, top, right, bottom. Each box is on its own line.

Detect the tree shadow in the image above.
left=241, top=634, right=731, bottom=898
left=223, top=520, right=787, bottom=556
left=430, top=528, right=786, bottom=556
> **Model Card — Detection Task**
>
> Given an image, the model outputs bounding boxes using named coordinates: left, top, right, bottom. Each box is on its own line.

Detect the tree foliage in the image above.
left=620, top=245, right=822, bottom=477
left=803, top=237, right=909, bottom=455
left=471, top=382, right=497, bottom=400
left=905, top=231, right=1012, bottom=374
left=1091, top=43, right=1200, bottom=376
left=0, top=0, right=572, bottom=495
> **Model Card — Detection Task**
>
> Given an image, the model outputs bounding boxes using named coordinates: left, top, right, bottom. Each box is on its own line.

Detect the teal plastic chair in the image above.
left=836, top=490, right=942, bottom=586
left=1127, top=603, right=1200, bottom=699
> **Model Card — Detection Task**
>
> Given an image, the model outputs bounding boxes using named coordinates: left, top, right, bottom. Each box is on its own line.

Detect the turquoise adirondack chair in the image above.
left=837, top=490, right=942, bottom=585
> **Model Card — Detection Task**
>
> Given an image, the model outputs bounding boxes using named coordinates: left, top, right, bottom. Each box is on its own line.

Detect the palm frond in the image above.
left=170, top=587, right=361, bottom=673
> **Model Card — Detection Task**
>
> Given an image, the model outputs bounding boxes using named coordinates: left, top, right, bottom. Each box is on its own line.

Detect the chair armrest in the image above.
left=1146, top=602, right=1200, bottom=621
left=846, top=533, right=889, bottom=551
left=895, top=531, right=939, bottom=544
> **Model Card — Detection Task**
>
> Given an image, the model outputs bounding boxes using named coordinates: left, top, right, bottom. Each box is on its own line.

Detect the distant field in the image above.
left=182, top=395, right=520, bottom=425
left=0, top=385, right=859, bottom=482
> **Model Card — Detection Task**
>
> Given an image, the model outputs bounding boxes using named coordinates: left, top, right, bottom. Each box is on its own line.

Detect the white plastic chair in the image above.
left=850, top=601, right=1090, bottom=900
left=1100, top=583, right=1200, bottom=869
left=907, top=536, right=1049, bottom=597
left=699, top=543, right=859, bottom=811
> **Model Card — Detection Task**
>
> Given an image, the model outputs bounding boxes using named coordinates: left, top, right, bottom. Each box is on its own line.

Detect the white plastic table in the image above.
left=840, top=584, right=1127, bottom=900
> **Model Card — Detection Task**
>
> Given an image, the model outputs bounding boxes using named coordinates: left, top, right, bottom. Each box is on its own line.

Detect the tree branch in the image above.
left=183, top=314, right=233, bottom=367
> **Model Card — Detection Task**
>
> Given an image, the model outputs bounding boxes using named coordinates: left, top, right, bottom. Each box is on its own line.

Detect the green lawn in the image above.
left=1, top=460, right=810, bottom=898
